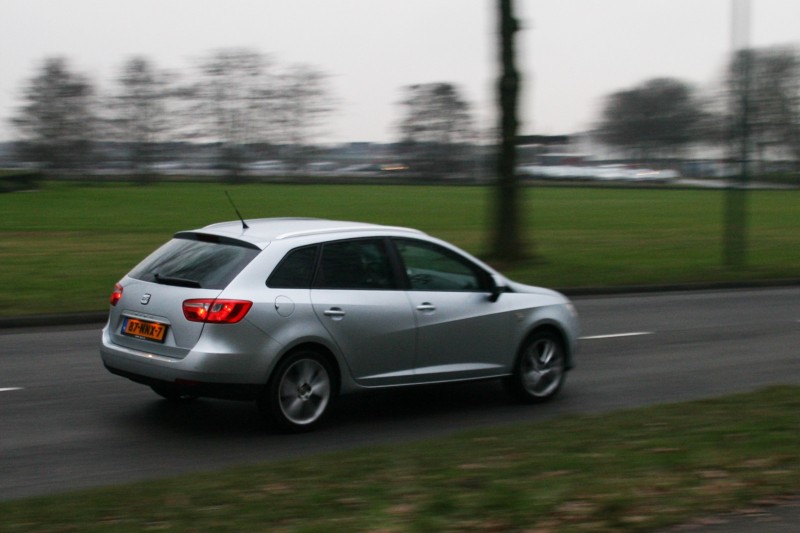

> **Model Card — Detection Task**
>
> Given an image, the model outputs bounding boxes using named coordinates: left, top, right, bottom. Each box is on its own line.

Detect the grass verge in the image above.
left=1, top=386, right=798, bottom=532
left=1, top=181, right=799, bottom=317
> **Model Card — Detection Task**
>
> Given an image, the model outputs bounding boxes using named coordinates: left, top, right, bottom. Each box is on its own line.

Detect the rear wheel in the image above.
left=504, top=330, right=566, bottom=403
left=260, top=350, right=335, bottom=432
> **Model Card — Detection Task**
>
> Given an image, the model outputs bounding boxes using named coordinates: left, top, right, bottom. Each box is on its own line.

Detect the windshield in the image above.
left=128, top=236, right=260, bottom=289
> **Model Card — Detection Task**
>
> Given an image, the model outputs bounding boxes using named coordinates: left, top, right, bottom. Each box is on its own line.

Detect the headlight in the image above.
left=565, top=301, right=578, bottom=318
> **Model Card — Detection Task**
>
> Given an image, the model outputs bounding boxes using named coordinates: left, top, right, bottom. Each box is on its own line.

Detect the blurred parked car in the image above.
left=100, top=218, right=579, bottom=431
left=519, top=164, right=679, bottom=182
left=242, top=160, right=289, bottom=173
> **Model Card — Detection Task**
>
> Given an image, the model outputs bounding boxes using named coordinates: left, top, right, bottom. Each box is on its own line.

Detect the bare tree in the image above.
left=274, top=64, right=335, bottom=168
left=191, top=48, right=276, bottom=176
left=396, top=82, right=474, bottom=175
left=725, top=46, right=800, bottom=171
left=10, top=57, right=97, bottom=171
left=597, top=78, right=705, bottom=161
left=107, top=56, right=182, bottom=176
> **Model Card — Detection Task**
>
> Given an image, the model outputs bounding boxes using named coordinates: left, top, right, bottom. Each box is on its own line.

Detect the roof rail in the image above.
left=275, top=225, right=422, bottom=240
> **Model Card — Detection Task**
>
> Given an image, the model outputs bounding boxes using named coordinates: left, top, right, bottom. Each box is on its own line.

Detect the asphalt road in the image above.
left=1, top=287, right=799, bottom=502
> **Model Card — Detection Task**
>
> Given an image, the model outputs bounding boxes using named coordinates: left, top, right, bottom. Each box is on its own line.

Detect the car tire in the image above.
left=260, top=350, right=336, bottom=432
left=504, top=330, right=566, bottom=403
left=150, top=384, right=198, bottom=402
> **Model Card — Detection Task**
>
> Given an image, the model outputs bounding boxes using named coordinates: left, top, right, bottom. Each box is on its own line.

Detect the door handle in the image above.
left=416, top=303, right=436, bottom=313
left=323, top=307, right=346, bottom=319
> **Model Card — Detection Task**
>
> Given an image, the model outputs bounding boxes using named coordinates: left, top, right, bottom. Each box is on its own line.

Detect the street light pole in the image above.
left=724, top=0, right=751, bottom=268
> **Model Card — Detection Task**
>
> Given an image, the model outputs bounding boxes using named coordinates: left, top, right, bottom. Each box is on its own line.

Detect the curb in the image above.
left=560, top=278, right=800, bottom=298
left=0, top=312, right=107, bottom=330
left=2, top=280, right=800, bottom=330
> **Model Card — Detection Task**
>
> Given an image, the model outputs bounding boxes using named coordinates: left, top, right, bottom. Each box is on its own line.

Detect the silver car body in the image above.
left=100, top=218, right=578, bottom=419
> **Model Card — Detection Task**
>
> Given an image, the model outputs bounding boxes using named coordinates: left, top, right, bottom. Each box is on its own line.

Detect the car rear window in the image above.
left=267, top=245, right=318, bottom=288
left=128, top=235, right=260, bottom=290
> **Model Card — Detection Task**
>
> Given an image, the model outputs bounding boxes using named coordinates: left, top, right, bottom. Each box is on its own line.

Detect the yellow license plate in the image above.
left=122, top=318, right=167, bottom=343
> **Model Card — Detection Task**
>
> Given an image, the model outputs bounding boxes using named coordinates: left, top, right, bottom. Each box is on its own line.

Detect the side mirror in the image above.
left=487, top=275, right=507, bottom=302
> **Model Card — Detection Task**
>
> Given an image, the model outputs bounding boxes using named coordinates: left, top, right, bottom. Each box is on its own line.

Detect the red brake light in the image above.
left=110, top=283, right=123, bottom=306
left=182, top=299, right=252, bottom=324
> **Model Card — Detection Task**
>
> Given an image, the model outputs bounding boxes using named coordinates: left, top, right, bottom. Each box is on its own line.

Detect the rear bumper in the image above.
left=103, top=364, right=261, bottom=401
left=99, top=324, right=278, bottom=397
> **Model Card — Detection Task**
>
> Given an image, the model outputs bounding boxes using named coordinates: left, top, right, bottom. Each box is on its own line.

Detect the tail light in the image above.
left=183, top=299, right=253, bottom=324
left=110, top=283, right=123, bottom=306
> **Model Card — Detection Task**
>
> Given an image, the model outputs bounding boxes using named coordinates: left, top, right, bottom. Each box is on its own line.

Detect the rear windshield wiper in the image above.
left=153, top=273, right=202, bottom=288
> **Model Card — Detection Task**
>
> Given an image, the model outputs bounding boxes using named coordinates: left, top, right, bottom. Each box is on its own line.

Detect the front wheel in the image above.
left=260, top=350, right=335, bottom=432
left=504, top=331, right=566, bottom=403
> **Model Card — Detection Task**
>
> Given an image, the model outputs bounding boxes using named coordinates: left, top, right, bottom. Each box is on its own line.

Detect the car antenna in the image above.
left=225, top=190, right=250, bottom=230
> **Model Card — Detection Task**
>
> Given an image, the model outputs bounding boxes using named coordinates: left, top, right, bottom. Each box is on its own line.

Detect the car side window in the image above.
left=314, top=239, right=396, bottom=290
left=394, top=239, right=486, bottom=292
left=267, top=245, right=318, bottom=288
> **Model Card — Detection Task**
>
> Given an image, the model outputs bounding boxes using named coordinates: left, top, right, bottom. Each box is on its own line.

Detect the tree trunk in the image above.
left=492, top=0, right=525, bottom=261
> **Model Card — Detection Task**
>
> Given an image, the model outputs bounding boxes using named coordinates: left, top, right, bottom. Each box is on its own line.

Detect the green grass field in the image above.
left=1, top=386, right=797, bottom=532
left=2, top=182, right=799, bottom=530
left=1, top=181, right=798, bottom=317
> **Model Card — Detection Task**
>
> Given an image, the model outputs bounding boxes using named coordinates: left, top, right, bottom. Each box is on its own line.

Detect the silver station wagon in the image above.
left=100, top=218, right=579, bottom=431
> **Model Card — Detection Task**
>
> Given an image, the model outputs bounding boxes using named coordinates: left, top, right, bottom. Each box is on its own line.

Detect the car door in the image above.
left=310, top=238, right=418, bottom=387
left=393, top=238, right=514, bottom=383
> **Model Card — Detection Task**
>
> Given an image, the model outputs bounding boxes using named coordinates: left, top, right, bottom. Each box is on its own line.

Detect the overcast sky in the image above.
left=2, top=0, right=799, bottom=144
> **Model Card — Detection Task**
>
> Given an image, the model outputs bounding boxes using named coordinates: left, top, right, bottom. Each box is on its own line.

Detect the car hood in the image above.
left=505, top=280, right=568, bottom=301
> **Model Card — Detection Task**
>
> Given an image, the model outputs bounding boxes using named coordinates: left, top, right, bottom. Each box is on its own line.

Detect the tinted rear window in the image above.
left=315, top=239, right=396, bottom=290
left=129, top=236, right=260, bottom=290
left=267, top=245, right=318, bottom=288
